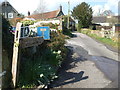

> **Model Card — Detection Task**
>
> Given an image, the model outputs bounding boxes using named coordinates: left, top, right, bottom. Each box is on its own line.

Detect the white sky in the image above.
left=0, top=0, right=119, bottom=16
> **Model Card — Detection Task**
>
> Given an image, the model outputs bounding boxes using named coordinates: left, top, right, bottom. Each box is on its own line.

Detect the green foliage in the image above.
left=48, top=32, right=66, bottom=51
left=81, top=29, right=118, bottom=48
left=88, top=34, right=118, bottom=48
left=2, top=15, right=13, bottom=59
left=62, top=28, right=74, bottom=37
left=21, top=20, right=35, bottom=26
left=48, top=31, right=68, bottom=60
left=81, top=29, right=91, bottom=35
left=76, top=23, right=82, bottom=32
left=18, top=31, right=67, bottom=88
left=72, top=2, right=93, bottom=28
left=2, top=15, right=13, bottom=88
left=41, top=23, right=59, bottom=30
left=18, top=49, right=64, bottom=88
left=62, top=16, right=74, bottom=37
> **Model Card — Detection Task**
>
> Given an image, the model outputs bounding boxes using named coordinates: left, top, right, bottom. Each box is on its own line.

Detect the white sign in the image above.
left=8, top=13, right=13, bottom=18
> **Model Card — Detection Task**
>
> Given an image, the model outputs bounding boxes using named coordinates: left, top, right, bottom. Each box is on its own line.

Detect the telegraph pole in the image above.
left=67, top=1, right=70, bottom=29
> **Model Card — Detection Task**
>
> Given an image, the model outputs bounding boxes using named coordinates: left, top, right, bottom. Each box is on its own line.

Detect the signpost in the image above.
left=11, top=23, right=45, bottom=88
left=12, top=22, right=22, bottom=87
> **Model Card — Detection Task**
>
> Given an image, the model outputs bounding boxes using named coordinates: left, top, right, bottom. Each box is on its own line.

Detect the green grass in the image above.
left=88, top=33, right=118, bottom=48
left=81, top=29, right=118, bottom=49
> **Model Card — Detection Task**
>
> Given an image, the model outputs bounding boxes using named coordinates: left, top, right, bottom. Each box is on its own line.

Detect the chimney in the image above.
left=28, top=11, right=30, bottom=16
left=60, top=5, right=62, bottom=11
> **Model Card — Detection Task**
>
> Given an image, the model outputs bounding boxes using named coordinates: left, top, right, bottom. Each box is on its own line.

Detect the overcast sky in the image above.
left=0, top=0, right=119, bottom=16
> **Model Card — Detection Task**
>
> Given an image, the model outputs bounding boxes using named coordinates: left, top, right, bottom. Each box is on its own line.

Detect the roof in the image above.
left=27, top=10, right=63, bottom=20
left=92, top=16, right=107, bottom=23
left=23, top=17, right=36, bottom=21
left=2, top=1, right=18, bottom=13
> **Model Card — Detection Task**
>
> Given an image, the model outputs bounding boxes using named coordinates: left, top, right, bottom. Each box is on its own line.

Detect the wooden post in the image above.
left=11, top=22, right=22, bottom=88
left=41, top=28, right=46, bottom=38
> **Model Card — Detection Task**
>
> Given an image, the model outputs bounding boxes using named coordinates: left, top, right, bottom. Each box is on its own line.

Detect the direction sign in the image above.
left=40, top=28, right=46, bottom=31
left=37, top=26, right=50, bottom=40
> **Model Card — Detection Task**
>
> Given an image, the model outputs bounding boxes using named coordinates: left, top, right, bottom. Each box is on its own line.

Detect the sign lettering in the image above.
left=40, top=28, right=46, bottom=31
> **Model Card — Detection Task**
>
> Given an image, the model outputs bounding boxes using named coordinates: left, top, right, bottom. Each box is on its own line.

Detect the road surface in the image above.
left=50, top=32, right=119, bottom=88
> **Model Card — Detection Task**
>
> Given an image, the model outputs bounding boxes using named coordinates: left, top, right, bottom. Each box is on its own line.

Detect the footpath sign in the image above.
left=37, top=26, right=50, bottom=40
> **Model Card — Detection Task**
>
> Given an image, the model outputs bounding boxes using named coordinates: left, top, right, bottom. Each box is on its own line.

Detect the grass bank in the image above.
left=81, top=29, right=119, bottom=49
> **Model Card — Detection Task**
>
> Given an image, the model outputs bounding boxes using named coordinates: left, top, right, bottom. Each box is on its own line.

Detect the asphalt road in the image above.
left=50, top=32, right=119, bottom=88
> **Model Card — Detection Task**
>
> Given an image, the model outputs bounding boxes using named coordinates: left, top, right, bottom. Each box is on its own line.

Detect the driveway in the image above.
left=50, top=32, right=119, bottom=88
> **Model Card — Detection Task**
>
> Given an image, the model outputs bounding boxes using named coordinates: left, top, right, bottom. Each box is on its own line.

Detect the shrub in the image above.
left=18, top=31, right=67, bottom=88
left=21, top=20, right=35, bottom=26
left=41, top=23, right=59, bottom=30
left=2, top=15, right=14, bottom=88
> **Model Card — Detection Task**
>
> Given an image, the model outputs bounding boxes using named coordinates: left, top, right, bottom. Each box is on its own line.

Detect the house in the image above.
left=27, top=6, right=64, bottom=20
left=113, top=24, right=120, bottom=33
left=92, top=16, right=120, bottom=30
left=92, top=16, right=109, bottom=26
left=27, top=6, right=75, bottom=31
left=1, top=0, right=19, bottom=19
left=92, top=16, right=119, bottom=26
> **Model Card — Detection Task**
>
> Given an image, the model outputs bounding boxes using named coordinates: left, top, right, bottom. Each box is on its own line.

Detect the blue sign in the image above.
left=37, top=26, right=50, bottom=40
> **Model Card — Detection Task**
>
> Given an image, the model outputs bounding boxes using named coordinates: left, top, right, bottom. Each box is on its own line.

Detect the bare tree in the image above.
left=33, top=0, right=47, bottom=14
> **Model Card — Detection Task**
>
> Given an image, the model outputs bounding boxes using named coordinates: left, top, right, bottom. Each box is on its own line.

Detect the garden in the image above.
left=15, top=19, right=69, bottom=88
left=2, top=14, right=73, bottom=89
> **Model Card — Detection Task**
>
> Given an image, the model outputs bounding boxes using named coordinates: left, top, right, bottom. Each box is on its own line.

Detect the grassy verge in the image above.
left=88, top=33, right=118, bottom=48
left=81, top=29, right=118, bottom=49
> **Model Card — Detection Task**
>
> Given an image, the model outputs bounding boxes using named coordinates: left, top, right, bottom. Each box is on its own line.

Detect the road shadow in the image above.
left=57, top=46, right=87, bottom=72
left=89, top=55, right=119, bottom=82
left=49, top=44, right=119, bottom=89
left=50, top=71, right=88, bottom=88
left=71, top=33, right=77, bottom=38
left=49, top=46, right=88, bottom=88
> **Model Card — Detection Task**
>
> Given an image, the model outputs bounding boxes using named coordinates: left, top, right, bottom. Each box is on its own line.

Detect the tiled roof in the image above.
left=92, top=16, right=107, bottom=23
left=92, top=16, right=120, bottom=23
left=27, top=10, right=60, bottom=20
